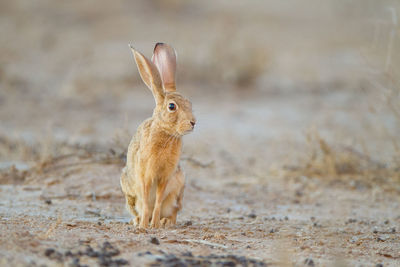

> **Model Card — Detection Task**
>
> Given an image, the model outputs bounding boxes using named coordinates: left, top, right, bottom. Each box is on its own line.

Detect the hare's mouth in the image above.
left=179, top=128, right=194, bottom=135
left=185, top=129, right=194, bottom=134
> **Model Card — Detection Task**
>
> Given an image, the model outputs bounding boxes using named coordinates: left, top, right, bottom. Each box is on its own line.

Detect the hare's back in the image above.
left=135, top=118, right=153, bottom=140
left=125, top=118, right=153, bottom=173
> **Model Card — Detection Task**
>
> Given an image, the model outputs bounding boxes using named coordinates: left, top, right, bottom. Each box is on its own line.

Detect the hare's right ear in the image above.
left=129, top=45, right=165, bottom=105
left=151, top=43, right=177, bottom=92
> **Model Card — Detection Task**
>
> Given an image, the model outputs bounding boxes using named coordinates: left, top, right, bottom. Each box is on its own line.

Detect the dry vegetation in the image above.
left=284, top=129, right=400, bottom=193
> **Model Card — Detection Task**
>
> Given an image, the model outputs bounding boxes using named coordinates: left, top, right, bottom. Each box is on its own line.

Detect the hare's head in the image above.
left=130, top=43, right=196, bottom=136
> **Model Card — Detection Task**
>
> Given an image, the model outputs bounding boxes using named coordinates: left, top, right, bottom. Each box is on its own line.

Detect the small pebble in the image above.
left=115, top=259, right=129, bottom=265
left=304, top=258, right=315, bottom=267
left=150, top=237, right=160, bottom=245
left=86, top=246, right=99, bottom=257
left=70, top=258, right=80, bottom=267
left=138, top=251, right=152, bottom=256
left=45, top=199, right=52, bottom=205
left=248, top=213, right=257, bottom=219
left=377, top=236, right=387, bottom=242
left=391, top=227, right=396, bottom=233
left=284, top=216, right=289, bottom=221
left=350, top=236, right=358, bottom=243
left=384, top=220, right=389, bottom=225
left=44, top=248, right=55, bottom=257
left=182, top=252, right=193, bottom=257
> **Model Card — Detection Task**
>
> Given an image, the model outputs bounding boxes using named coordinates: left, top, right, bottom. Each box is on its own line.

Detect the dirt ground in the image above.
left=1, top=0, right=400, bottom=266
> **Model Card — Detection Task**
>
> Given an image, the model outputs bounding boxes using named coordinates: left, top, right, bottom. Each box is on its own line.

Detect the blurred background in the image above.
left=1, top=1, right=400, bottom=265
left=0, top=0, right=399, bottom=177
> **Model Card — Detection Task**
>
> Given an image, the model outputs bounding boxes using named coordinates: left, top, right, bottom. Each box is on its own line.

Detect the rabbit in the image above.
left=120, top=43, right=196, bottom=229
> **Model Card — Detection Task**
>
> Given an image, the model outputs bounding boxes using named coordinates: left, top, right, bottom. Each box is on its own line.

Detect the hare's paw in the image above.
left=129, top=216, right=140, bottom=226
left=160, top=218, right=174, bottom=228
left=150, top=218, right=161, bottom=229
left=139, top=218, right=149, bottom=229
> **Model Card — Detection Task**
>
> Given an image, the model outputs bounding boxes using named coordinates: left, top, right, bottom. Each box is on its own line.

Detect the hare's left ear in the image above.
left=129, top=45, right=165, bottom=105
left=152, top=43, right=177, bottom=92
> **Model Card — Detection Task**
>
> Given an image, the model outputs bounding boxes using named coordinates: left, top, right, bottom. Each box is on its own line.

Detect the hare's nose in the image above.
left=190, top=120, right=196, bottom=128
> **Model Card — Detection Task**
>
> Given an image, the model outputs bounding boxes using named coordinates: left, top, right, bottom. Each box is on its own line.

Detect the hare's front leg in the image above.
left=139, top=181, right=151, bottom=229
left=150, top=181, right=167, bottom=228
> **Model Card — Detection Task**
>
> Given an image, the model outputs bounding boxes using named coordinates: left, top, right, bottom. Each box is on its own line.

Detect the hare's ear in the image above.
left=151, top=43, right=177, bottom=92
left=129, top=45, right=165, bottom=105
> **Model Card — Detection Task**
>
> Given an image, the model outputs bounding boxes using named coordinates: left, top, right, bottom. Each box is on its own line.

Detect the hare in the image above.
left=120, top=43, right=196, bottom=229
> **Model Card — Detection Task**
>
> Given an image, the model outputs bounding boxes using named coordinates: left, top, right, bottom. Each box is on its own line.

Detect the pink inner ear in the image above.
left=152, top=43, right=177, bottom=92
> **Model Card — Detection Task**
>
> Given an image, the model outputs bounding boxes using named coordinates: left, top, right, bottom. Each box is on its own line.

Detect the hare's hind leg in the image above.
left=160, top=194, right=182, bottom=228
left=160, top=169, right=185, bottom=228
left=121, top=168, right=140, bottom=225
left=125, top=194, right=140, bottom=226
left=164, top=184, right=184, bottom=227
left=174, top=167, right=185, bottom=219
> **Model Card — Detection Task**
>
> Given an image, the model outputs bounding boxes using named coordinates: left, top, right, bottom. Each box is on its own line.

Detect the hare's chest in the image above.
left=137, top=137, right=182, bottom=179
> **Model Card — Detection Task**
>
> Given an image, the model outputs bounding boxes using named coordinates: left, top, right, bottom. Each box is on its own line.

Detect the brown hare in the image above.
left=120, top=43, right=196, bottom=229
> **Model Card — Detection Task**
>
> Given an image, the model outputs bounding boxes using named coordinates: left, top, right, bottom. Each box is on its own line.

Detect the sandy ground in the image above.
left=1, top=0, right=400, bottom=266
left=1, top=152, right=400, bottom=267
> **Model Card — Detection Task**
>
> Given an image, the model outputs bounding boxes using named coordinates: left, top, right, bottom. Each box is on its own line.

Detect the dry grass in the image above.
left=284, top=129, right=400, bottom=192
left=0, top=126, right=213, bottom=185
left=0, top=131, right=129, bottom=185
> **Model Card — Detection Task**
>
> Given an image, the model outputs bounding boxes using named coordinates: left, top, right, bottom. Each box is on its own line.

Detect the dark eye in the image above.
left=168, top=103, right=176, bottom=111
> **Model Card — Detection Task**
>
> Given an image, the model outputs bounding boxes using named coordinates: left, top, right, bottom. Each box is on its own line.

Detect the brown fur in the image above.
left=120, top=43, right=195, bottom=228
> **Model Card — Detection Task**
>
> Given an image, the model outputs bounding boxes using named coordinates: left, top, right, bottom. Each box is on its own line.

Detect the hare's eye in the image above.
left=168, top=103, right=176, bottom=111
